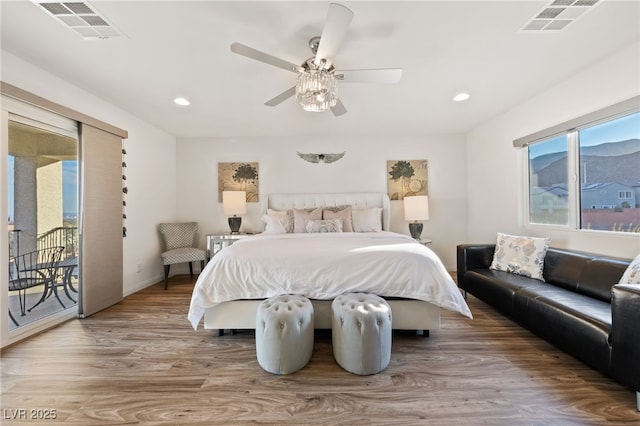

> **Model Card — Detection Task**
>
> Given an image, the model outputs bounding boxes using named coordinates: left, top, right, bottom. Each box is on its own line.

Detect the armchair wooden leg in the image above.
left=164, top=265, right=170, bottom=290
left=189, top=262, right=194, bottom=277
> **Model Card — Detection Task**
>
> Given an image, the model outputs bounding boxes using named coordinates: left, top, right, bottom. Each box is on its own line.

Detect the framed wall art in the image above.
left=387, top=159, right=428, bottom=200
left=218, top=162, right=259, bottom=202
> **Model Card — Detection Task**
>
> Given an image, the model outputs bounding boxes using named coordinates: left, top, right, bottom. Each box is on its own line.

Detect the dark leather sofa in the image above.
left=457, top=244, right=639, bottom=410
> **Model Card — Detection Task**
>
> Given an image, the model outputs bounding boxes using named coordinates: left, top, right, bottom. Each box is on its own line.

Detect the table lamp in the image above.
left=222, top=190, right=246, bottom=234
left=404, top=195, right=429, bottom=240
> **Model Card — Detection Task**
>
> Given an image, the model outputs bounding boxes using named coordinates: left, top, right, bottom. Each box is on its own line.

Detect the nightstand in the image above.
left=206, top=233, right=251, bottom=262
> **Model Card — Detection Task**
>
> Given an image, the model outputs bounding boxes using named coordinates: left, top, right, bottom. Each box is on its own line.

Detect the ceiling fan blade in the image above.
left=335, top=69, right=403, bottom=84
left=231, top=42, right=301, bottom=73
left=315, top=3, right=354, bottom=67
left=331, top=99, right=347, bottom=117
left=264, top=86, right=296, bottom=107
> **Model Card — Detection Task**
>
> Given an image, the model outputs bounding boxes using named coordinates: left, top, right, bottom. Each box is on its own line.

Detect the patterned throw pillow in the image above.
left=293, top=208, right=322, bottom=233
left=490, top=233, right=551, bottom=281
left=305, top=219, right=343, bottom=233
left=323, top=207, right=353, bottom=232
left=322, top=204, right=351, bottom=213
left=619, top=254, right=640, bottom=284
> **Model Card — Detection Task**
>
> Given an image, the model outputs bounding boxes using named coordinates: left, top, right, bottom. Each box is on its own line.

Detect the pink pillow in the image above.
left=292, top=208, right=322, bottom=233
left=323, top=207, right=353, bottom=232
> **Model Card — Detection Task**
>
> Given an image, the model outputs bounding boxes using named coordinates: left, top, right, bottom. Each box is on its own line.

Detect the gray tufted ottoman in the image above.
left=255, top=294, right=314, bottom=374
left=331, top=293, right=392, bottom=375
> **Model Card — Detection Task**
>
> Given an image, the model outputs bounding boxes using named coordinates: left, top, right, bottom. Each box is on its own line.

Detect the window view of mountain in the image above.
left=530, top=139, right=640, bottom=186
left=530, top=138, right=640, bottom=232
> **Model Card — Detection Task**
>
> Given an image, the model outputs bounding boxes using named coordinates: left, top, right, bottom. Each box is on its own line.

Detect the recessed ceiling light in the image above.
left=174, top=97, right=190, bottom=106
left=453, top=93, right=470, bottom=102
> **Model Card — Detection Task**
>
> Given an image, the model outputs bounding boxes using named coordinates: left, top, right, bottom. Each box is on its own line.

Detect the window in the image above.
left=516, top=98, right=640, bottom=234
left=528, top=135, right=569, bottom=226
left=578, top=112, right=639, bottom=232
left=619, top=191, right=632, bottom=199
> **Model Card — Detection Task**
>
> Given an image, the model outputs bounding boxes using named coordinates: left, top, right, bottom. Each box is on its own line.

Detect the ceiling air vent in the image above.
left=31, top=1, right=123, bottom=39
left=520, top=0, right=600, bottom=32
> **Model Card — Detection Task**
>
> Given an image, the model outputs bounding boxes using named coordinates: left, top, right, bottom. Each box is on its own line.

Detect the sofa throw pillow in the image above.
left=351, top=207, right=383, bottom=232
left=490, top=233, right=551, bottom=281
left=305, top=218, right=343, bottom=233
left=293, top=207, right=322, bottom=233
left=619, top=253, right=640, bottom=285
left=266, top=209, right=294, bottom=233
left=323, top=207, right=353, bottom=232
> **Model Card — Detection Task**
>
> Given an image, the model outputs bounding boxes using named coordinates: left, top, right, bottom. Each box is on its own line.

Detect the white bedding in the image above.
left=188, top=231, right=472, bottom=330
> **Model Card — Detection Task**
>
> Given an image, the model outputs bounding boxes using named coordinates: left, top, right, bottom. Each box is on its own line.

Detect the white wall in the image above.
left=4, top=37, right=637, bottom=297
left=1, top=51, right=177, bottom=294
left=466, top=41, right=640, bottom=258
left=176, top=134, right=467, bottom=269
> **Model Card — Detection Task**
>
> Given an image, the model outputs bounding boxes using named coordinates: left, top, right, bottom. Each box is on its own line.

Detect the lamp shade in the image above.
left=404, top=195, right=429, bottom=221
left=222, top=191, right=247, bottom=215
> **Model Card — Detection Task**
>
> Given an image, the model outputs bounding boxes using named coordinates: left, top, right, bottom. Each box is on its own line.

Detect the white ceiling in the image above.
left=1, top=1, right=639, bottom=138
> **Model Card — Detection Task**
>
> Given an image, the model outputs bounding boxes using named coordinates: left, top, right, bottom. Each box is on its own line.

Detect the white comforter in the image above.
left=188, top=231, right=472, bottom=329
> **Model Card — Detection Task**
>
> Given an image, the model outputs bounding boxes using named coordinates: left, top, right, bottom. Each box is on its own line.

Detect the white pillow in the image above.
left=266, top=208, right=293, bottom=233
left=323, top=207, right=353, bottom=232
left=305, top=218, right=343, bottom=233
left=490, top=233, right=551, bottom=281
left=292, top=207, right=322, bottom=233
left=261, top=214, right=287, bottom=234
left=351, top=207, right=382, bottom=232
left=619, top=253, right=640, bottom=284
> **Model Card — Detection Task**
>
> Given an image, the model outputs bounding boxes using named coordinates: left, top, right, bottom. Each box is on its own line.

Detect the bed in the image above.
left=188, top=192, right=472, bottom=334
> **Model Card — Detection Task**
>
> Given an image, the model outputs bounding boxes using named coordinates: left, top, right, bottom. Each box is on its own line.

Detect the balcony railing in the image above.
left=9, top=226, right=78, bottom=261
left=37, top=227, right=78, bottom=260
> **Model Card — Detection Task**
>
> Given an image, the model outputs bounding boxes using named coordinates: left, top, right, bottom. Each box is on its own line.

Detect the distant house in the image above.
left=580, top=182, right=636, bottom=209
left=531, top=182, right=637, bottom=213
left=530, top=185, right=569, bottom=214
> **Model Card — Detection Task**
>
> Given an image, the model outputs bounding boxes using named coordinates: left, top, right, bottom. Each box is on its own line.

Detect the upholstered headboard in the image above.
left=265, top=192, right=391, bottom=231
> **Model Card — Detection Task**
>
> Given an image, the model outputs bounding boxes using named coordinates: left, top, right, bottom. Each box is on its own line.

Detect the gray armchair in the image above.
left=158, top=222, right=206, bottom=290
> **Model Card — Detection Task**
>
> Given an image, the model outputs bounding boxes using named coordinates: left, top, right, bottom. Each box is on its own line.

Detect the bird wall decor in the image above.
left=297, top=152, right=345, bottom=164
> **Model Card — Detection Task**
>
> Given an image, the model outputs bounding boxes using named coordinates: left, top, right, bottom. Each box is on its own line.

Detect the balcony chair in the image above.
left=8, top=246, right=64, bottom=325
left=158, top=222, right=206, bottom=290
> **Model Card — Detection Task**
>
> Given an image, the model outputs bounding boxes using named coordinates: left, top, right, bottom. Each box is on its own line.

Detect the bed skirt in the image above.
left=202, top=298, right=441, bottom=332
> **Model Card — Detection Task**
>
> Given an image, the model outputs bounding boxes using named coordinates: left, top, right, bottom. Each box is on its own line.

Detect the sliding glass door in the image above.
left=2, top=85, right=126, bottom=347
left=4, top=101, right=79, bottom=338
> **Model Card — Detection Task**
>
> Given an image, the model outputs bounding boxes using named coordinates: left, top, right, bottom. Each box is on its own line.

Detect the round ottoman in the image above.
left=332, top=293, right=392, bottom=375
left=255, top=294, right=314, bottom=374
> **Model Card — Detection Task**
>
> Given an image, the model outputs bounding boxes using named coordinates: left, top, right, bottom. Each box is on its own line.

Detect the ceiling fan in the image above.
left=230, top=3, right=402, bottom=117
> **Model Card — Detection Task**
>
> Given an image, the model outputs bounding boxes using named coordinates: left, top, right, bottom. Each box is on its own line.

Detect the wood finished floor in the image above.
left=1, top=275, right=638, bottom=425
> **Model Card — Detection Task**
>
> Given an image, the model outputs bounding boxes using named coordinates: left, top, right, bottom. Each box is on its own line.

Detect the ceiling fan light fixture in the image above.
left=295, top=69, right=338, bottom=112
